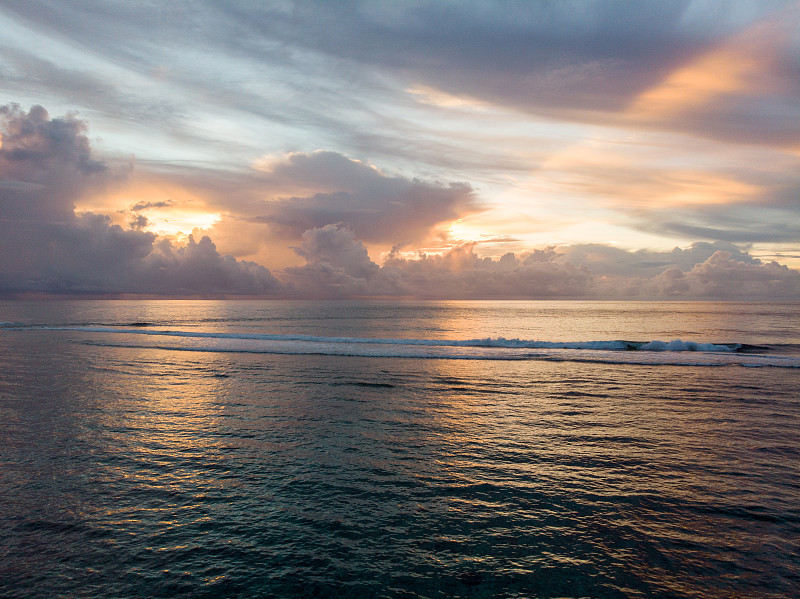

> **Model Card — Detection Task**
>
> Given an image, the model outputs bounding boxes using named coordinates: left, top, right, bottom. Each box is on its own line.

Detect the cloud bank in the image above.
left=282, top=225, right=800, bottom=299
left=2, top=104, right=799, bottom=299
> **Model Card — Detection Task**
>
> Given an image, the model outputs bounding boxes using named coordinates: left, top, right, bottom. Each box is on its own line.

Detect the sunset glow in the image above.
left=3, top=4, right=800, bottom=595
left=146, top=211, right=221, bottom=240
left=1, top=1, right=798, bottom=297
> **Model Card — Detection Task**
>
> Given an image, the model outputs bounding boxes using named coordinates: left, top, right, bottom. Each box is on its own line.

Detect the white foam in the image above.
left=81, top=337, right=800, bottom=368
left=18, top=325, right=800, bottom=366
left=47, top=327, right=741, bottom=353
left=637, top=339, right=735, bottom=352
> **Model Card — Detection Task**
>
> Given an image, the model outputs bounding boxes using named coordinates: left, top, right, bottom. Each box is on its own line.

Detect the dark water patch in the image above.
left=559, top=389, right=608, bottom=398
left=328, top=381, right=397, bottom=389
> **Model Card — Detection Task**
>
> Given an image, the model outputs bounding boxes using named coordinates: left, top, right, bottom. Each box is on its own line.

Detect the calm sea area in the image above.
left=1, top=300, right=798, bottom=598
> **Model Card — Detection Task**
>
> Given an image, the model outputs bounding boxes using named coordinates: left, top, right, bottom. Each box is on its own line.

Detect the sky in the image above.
left=1, top=0, right=799, bottom=298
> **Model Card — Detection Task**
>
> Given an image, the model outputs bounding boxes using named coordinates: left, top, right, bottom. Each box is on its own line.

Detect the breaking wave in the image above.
left=59, top=327, right=745, bottom=351
left=4, top=324, right=798, bottom=367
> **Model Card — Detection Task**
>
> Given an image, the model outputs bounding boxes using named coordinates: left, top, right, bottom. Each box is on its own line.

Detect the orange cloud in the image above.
left=76, top=179, right=221, bottom=240
left=628, top=14, right=790, bottom=119
left=406, top=85, right=491, bottom=111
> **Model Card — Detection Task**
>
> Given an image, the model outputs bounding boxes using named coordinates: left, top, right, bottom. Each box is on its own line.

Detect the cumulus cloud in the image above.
left=252, top=151, right=477, bottom=245
left=2, top=104, right=798, bottom=299
left=556, top=241, right=800, bottom=298
left=283, top=224, right=380, bottom=298
left=0, top=104, right=280, bottom=295
left=0, top=103, right=107, bottom=222
left=137, top=234, right=279, bottom=295
left=292, top=223, right=379, bottom=280
left=560, top=241, right=758, bottom=279
left=284, top=224, right=592, bottom=299
left=381, top=244, right=594, bottom=299
left=647, top=251, right=800, bottom=298
left=135, top=151, right=478, bottom=269
left=282, top=228, right=800, bottom=300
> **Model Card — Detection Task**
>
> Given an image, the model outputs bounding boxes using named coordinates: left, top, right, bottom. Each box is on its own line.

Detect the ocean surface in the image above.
left=1, top=300, right=798, bottom=598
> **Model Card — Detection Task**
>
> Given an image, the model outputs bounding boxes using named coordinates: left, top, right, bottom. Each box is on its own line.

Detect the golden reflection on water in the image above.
left=78, top=340, right=241, bottom=535
left=3, top=300, right=799, bottom=599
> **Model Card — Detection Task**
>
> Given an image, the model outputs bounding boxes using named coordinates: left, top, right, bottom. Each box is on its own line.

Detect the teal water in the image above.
left=1, top=300, right=799, bottom=598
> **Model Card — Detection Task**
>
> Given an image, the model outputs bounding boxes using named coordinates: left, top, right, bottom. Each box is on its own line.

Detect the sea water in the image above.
left=0, top=300, right=798, bottom=598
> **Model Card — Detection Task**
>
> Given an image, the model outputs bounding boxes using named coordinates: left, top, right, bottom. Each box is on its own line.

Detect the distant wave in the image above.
left=5, top=324, right=799, bottom=367
left=29, top=326, right=746, bottom=352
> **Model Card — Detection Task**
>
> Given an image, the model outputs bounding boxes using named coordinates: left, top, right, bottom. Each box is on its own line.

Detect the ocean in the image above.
left=1, top=300, right=798, bottom=598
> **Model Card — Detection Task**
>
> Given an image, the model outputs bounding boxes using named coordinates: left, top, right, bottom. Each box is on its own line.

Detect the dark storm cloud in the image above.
left=252, top=151, right=478, bottom=244
left=0, top=105, right=280, bottom=295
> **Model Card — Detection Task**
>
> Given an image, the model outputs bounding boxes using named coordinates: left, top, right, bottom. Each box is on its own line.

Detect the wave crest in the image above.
left=29, top=326, right=744, bottom=352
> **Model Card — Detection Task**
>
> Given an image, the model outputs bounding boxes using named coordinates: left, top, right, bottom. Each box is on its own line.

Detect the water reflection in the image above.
left=2, top=301, right=799, bottom=598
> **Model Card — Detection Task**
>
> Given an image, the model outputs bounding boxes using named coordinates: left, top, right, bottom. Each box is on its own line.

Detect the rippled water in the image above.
left=1, top=300, right=798, bottom=598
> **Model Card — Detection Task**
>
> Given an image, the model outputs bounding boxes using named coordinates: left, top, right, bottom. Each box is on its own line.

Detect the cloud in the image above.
left=283, top=228, right=800, bottom=300
left=648, top=251, right=800, bottom=298
left=292, top=223, right=379, bottom=279
left=3, top=0, right=798, bottom=175
left=559, top=242, right=800, bottom=298
left=2, top=104, right=798, bottom=299
left=624, top=8, right=800, bottom=146
left=0, top=104, right=280, bottom=295
left=131, top=200, right=174, bottom=211
left=283, top=224, right=380, bottom=298
left=533, top=138, right=800, bottom=246
left=284, top=224, right=592, bottom=299
left=638, top=204, right=800, bottom=244
left=251, top=151, right=478, bottom=244
left=138, top=234, right=279, bottom=296
left=213, top=0, right=799, bottom=147
left=0, top=103, right=107, bottom=222
left=137, top=151, right=478, bottom=269
left=559, top=241, right=758, bottom=278
left=381, top=244, right=594, bottom=299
